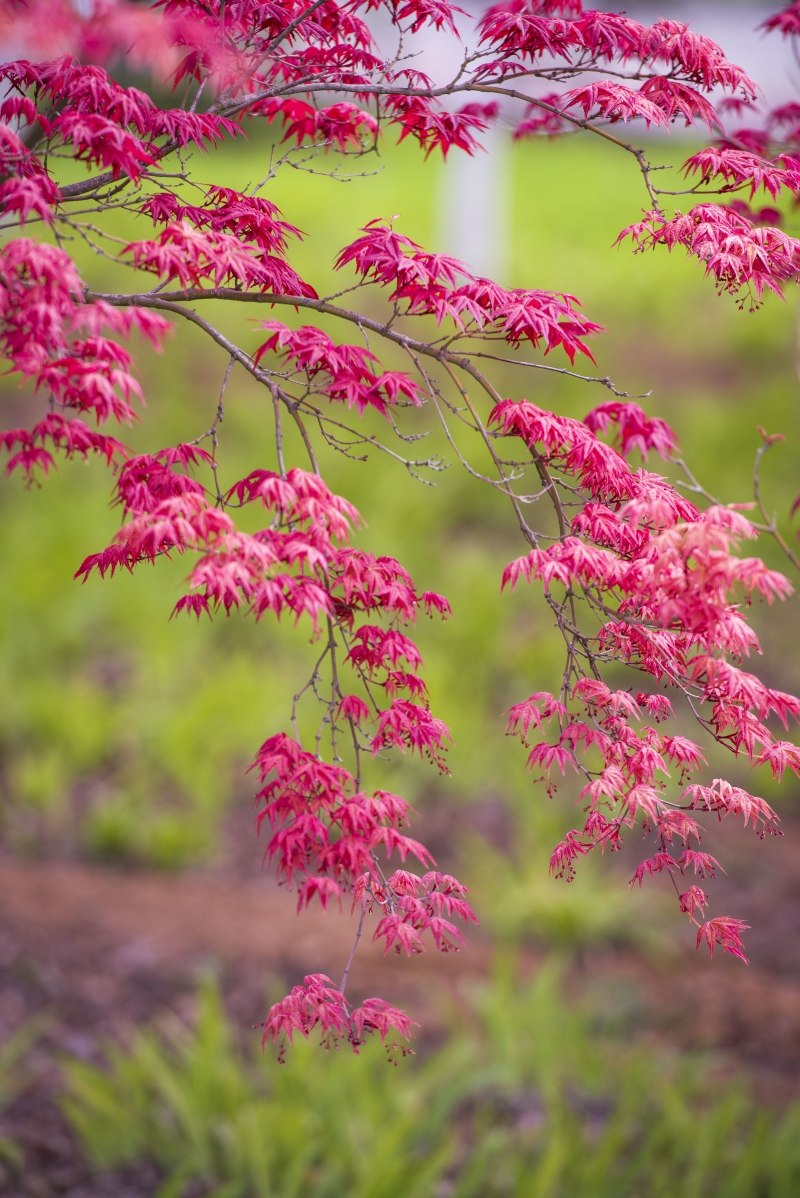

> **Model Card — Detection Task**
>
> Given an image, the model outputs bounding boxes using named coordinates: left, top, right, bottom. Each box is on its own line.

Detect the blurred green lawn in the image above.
left=1, top=126, right=798, bottom=938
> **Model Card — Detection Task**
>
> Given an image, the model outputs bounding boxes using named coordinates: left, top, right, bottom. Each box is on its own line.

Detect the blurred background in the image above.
left=5, top=2, right=800, bottom=1195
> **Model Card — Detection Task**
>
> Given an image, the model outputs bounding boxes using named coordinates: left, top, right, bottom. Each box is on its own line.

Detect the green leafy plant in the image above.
left=62, top=967, right=800, bottom=1198
left=62, top=977, right=454, bottom=1198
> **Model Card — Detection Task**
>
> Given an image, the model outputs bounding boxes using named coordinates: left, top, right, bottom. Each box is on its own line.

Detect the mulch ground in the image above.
left=3, top=804, right=800, bottom=1196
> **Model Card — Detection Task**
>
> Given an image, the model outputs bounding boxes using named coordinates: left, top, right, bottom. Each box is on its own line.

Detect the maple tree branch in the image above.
left=83, top=287, right=612, bottom=558
left=217, top=78, right=663, bottom=208
left=236, top=0, right=333, bottom=87
left=753, top=434, right=800, bottom=573
left=83, top=286, right=627, bottom=422
left=58, top=140, right=180, bottom=198
left=0, top=0, right=786, bottom=1051
left=339, top=896, right=366, bottom=994
left=459, top=351, right=649, bottom=399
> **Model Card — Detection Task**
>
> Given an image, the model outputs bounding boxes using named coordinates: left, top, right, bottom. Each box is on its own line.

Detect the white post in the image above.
left=435, top=127, right=510, bottom=284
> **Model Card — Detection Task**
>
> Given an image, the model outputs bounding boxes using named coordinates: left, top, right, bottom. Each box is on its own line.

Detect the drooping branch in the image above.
left=0, top=0, right=797, bottom=1051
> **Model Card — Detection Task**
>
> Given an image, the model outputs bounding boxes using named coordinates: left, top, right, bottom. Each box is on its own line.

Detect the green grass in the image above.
left=0, top=128, right=798, bottom=879
left=61, top=964, right=800, bottom=1198
left=0, top=1016, right=46, bottom=1172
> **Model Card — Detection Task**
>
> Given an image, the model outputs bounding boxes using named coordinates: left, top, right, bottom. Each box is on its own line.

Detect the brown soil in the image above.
left=3, top=806, right=800, bottom=1196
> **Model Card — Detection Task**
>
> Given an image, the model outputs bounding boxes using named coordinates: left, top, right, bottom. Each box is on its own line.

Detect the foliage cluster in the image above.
left=0, top=130, right=795, bottom=957
left=3, top=0, right=800, bottom=1051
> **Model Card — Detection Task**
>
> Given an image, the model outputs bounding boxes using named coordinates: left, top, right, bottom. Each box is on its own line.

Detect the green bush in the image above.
left=62, top=964, right=800, bottom=1197
left=62, top=977, right=454, bottom=1198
